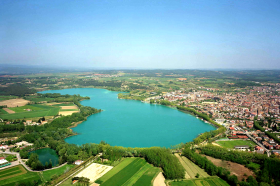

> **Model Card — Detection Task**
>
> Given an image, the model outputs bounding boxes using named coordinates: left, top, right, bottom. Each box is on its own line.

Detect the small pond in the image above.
left=29, top=148, right=59, bottom=166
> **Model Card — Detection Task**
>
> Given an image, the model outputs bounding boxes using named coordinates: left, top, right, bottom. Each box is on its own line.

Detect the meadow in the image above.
left=95, top=158, right=160, bottom=186
left=42, top=164, right=75, bottom=182
left=175, top=154, right=209, bottom=179
left=216, top=140, right=256, bottom=149
left=170, top=177, right=230, bottom=186
left=0, top=165, right=42, bottom=186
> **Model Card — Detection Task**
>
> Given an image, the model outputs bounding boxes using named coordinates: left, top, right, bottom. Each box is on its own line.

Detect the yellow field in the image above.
left=76, top=163, right=113, bottom=183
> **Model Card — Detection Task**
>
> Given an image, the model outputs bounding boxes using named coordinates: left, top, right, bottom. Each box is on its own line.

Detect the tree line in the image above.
left=198, top=144, right=280, bottom=185
left=177, top=106, right=226, bottom=144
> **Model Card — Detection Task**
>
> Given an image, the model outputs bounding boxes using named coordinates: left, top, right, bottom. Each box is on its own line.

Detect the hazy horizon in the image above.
left=1, top=0, right=280, bottom=69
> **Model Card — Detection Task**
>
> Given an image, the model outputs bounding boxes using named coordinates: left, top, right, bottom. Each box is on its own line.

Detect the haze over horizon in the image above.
left=1, top=0, right=280, bottom=69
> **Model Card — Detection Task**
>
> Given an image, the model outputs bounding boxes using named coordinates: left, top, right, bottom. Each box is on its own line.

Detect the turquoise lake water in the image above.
left=29, top=148, right=59, bottom=166
left=40, top=88, right=215, bottom=147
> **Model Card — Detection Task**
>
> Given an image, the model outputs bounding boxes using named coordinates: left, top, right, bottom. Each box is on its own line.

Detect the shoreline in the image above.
left=38, top=87, right=219, bottom=148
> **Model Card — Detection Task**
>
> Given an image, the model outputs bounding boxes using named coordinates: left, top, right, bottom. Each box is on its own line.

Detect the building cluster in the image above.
left=149, top=85, right=280, bottom=130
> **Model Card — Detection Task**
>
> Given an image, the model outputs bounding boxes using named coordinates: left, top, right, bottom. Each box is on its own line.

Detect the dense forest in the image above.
left=0, top=84, right=36, bottom=96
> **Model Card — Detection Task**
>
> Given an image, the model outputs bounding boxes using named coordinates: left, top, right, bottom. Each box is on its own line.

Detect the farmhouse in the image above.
left=0, top=158, right=9, bottom=167
left=234, top=145, right=249, bottom=151
left=15, top=141, right=33, bottom=147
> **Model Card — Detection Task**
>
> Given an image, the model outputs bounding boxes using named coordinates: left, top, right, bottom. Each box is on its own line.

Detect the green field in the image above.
left=55, top=103, right=75, bottom=106
left=0, top=96, right=18, bottom=101
left=170, top=177, right=229, bottom=186
left=175, top=154, right=209, bottom=179
left=216, top=140, right=256, bottom=149
left=60, top=109, right=79, bottom=111
left=0, top=165, right=42, bottom=186
left=25, top=96, right=54, bottom=102
left=0, top=109, right=8, bottom=115
left=0, top=104, right=60, bottom=119
left=42, top=164, right=75, bottom=182
left=96, top=158, right=160, bottom=186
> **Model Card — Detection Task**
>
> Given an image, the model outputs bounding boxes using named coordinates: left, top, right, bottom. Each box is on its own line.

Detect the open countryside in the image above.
left=0, top=165, right=42, bottom=186
left=96, top=158, right=160, bottom=186
left=1, top=0, right=280, bottom=185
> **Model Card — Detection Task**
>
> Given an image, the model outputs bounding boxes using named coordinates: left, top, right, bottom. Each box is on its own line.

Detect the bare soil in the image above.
left=202, top=155, right=254, bottom=181
left=59, top=111, right=79, bottom=116
left=60, top=106, right=78, bottom=110
left=153, top=172, right=166, bottom=186
left=0, top=99, right=30, bottom=107
left=3, top=108, right=15, bottom=114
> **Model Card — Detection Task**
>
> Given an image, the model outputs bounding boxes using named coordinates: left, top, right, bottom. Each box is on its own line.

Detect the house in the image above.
left=234, top=145, right=249, bottom=150
left=41, top=121, right=48, bottom=125
left=0, top=158, right=9, bottom=166
left=255, top=146, right=264, bottom=154
left=26, top=120, right=32, bottom=125
left=0, top=145, right=8, bottom=150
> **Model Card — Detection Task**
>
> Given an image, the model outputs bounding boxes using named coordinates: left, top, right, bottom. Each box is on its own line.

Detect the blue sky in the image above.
left=0, top=0, right=280, bottom=69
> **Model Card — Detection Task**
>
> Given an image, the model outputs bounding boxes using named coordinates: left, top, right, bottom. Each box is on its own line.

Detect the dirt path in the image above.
left=3, top=108, right=15, bottom=114
left=153, top=172, right=166, bottom=186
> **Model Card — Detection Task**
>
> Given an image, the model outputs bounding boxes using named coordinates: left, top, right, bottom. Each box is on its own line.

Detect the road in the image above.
left=244, top=131, right=271, bottom=157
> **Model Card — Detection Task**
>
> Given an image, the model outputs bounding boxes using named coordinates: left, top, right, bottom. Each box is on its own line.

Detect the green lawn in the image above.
left=0, top=165, right=42, bottom=186
left=42, top=164, right=75, bottom=182
left=216, top=140, right=256, bottom=149
left=170, top=177, right=229, bottom=186
left=96, top=158, right=160, bottom=186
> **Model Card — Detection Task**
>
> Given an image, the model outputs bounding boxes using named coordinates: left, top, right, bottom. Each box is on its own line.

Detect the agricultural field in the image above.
left=0, top=165, right=42, bottom=186
left=0, top=98, right=30, bottom=108
left=24, top=96, right=54, bottom=102
left=59, top=105, right=79, bottom=116
left=0, top=104, right=60, bottom=120
left=203, top=155, right=254, bottom=181
left=0, top=96, right=18, bottom=101
left=170, top=177, right=229, bottom=186
left=175, top=153, right=209, bottom=179
left=0, top=109, right=8, bottom=115
left=95, top=157, right=160, bottom=186
left=42, top=164, right=75, bottom=182
left=75, top=163, right=113, bottom=182
left=215, top=140, right=256, bottom=149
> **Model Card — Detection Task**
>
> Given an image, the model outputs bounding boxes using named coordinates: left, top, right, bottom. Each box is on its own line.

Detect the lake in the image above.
left=29, top=148, right=59, bottom=166
left=40, top=88, right=215, bottom=147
